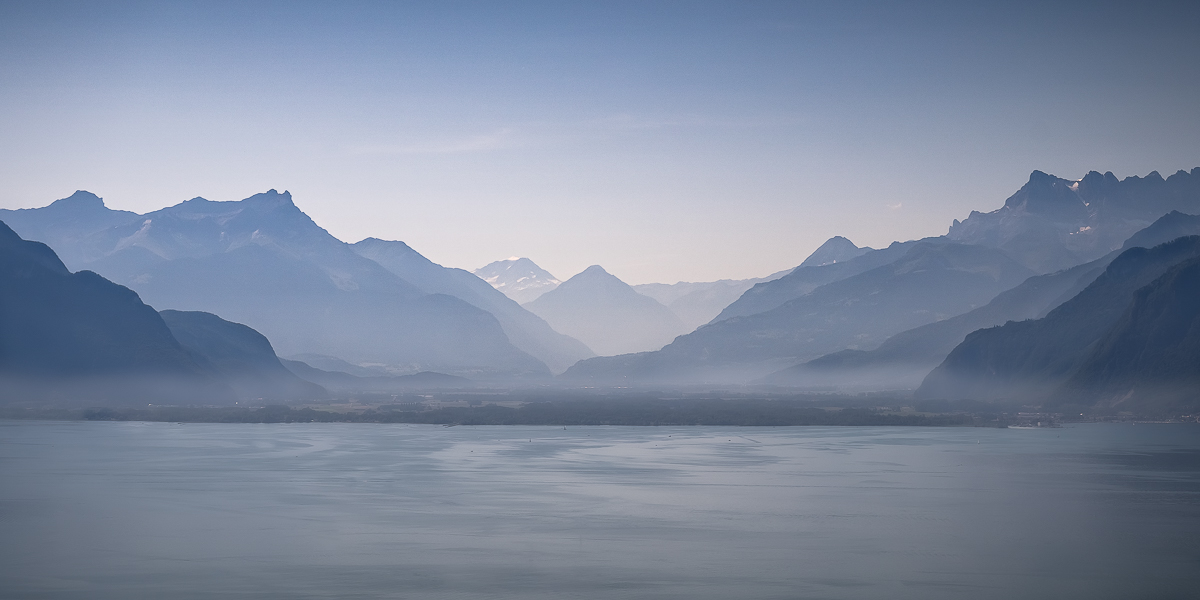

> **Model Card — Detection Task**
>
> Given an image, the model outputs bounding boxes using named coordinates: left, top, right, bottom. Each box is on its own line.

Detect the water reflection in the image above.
left=0, top=422, right=1198, bottom=599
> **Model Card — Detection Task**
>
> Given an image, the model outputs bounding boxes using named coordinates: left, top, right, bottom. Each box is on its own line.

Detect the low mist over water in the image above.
left=2, top=421, right=1198, bottom=599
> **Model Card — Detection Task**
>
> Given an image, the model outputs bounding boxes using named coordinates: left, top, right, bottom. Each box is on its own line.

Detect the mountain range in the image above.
left=3, top=166, right=1199, bottom=412
left=0, top=191, right=560, bottom=378
left=563, top=169, right=1200, bottom=388
left=565, top=241, right=1035, bottom=383
left=777, top=210, right=1200, bottom=390
left=948, top=168, right=1200, bottom=272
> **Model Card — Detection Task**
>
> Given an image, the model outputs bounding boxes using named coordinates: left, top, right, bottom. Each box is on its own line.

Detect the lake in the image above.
left=1, top=421, right=1198, bottom=599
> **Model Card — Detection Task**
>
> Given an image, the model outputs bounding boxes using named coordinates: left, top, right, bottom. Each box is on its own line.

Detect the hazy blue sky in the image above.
left=2, top=1, right=1198, bottom=283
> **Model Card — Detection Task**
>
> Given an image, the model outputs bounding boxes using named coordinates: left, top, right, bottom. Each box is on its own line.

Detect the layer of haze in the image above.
left=1, top=1, right=1198, bottom=283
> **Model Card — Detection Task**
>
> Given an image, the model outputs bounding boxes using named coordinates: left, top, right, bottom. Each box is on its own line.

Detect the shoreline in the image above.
left=0, top=401, right=996, bottom=427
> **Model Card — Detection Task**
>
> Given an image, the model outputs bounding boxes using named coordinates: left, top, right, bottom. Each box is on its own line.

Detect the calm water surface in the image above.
left=1, top=421, right=1198, bottom=599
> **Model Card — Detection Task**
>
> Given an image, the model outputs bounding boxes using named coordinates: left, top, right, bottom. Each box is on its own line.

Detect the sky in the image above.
left=1, top=1, right=1198, bottom=284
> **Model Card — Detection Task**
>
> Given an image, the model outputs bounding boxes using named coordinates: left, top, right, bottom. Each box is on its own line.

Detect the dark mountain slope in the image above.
left=0, top=221, right=232, bottom=405
left=1058, top=257, right=1200, bottom=414
left=917, top=236, right=1200, bottom=401
left=160, top=310, right=327, bottom=402
left=524, top=265, right=687, bottom=356
left=565, top=242, right=1033, bottom=383
left=350, top=238, right=593, bottom=373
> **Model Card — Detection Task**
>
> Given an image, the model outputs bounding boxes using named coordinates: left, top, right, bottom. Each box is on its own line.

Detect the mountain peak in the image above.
left=1027, top=170, right=1054, bottom=184
left=350, top=238, right=422, bottom=262
left=800, top=236, right=871, bottom=268
left=474, top=257, right=561, bottom=304
left=48, top=190, right=107, bottom=211
left=355, top=237, right=413, bottom=250
left=999, top=169, right=1085, bottom=218
left=524, top=263, right=685, bottom=356
left=242, top=189, right=295, bottom=209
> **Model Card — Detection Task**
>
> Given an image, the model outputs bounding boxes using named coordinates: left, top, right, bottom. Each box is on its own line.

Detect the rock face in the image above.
left=523, top=265, right=688, bottom=357
left=474, top=257, right=561, bottom=304
left=917, top=236, right=1200, bottom=402
left=1, top=191, right=548, bottom=379
left=351, top=239, right=593, bottom=373
left=0, top=220, right=233, bottom=405
left=159, top=310, right=328, bottom=402
left=947, top=169, right=1200, bottom=273
left=565, top=242, right=1034, bottom=384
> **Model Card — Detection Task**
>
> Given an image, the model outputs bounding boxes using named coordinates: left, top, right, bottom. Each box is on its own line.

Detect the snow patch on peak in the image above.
left=474, top=257, right=561, bottom=304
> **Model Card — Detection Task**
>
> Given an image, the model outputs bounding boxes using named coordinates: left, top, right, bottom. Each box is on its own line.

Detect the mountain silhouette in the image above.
left=524, top=265, right=687, bottom=356
left=160, top=310, right=328, bottom=402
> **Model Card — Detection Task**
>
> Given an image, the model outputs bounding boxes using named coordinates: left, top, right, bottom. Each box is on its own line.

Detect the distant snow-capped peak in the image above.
left=473, top=257, right=561, bottom=304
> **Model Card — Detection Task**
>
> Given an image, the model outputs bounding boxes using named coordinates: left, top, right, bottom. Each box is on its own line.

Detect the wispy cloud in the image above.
left=343, top=111, right=806, bottom=158
left=580, top=112, right=807, bottom=132
left=348, top=128, right=518, bottom=156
